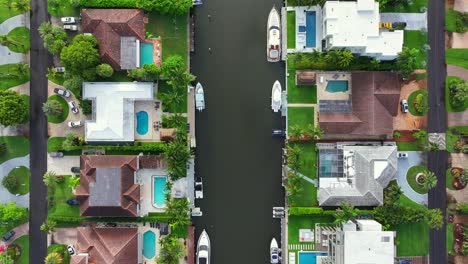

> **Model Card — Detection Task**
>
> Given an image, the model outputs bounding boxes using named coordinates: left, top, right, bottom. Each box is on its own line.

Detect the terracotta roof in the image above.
left=70, top=255, right=88, bottom=264
left=81, top=9, right=146, bottom=70
left=76, top=227, right=138, bottom=264
left=139, top=155, right=167, bottom=169
left=319, top=72, right=400, bottom=136
left=76, top=155, right=140, bottom=217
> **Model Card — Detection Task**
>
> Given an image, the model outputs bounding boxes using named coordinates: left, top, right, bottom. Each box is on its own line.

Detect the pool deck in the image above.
left=136, top=168, right=167, bottom=215
left=134, top=89, right=163, bottom=142
left=138, top=225, right=161, bottom=264
left=286, top=6, right=323, bottom=53
left=316, top=72, right=352, bottom=101
left=146, top=38, right=162, bottom=68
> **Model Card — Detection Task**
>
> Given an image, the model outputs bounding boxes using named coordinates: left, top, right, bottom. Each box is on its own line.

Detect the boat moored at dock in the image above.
left=271, top=80, right=282, bottom=112
left=270, top=237, right=279, bottom=263
left=267, top=6, right=281, bottom=62
left=195, top=82, right=205, bottom=112
left=197, top=229, right=211, bottom=264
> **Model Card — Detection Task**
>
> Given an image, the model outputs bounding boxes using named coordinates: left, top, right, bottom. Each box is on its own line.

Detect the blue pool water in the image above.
left=326, top=80, right=349, bottom=93
left=136, top=111, right=148, bottom=135
left=298, top=25, right=306, bottom=33
left=143, top=231, right=156, bottom=259
left=140, top=42, right=154, bottom=67
left=153, top=176, right=167, bottom=208
left=299, top=252, right=327, bottom=264
left=306, top=11, right=316, bottom=47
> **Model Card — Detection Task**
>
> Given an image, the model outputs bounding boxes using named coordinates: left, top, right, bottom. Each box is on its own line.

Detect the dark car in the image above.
left=66, top=199, right=80, bottom=206
left=2, top=230, right=15, bottom=242
left=71, top=167, right=80, bottom=174
left=272, top=129, right=286, bottom=138
left=53, top=88, right=71, bottom=97
left=49, top=152, right=64, bottom=158
left=105, top=223, right=117, bottom=227
left=68, top=101, right=79, bottom=114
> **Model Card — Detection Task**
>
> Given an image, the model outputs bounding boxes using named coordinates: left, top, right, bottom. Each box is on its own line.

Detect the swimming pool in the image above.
left=143, top=230, right=156, bottom=259
left=326, top=80, right=349, bottom=93
left=136, top=111, right=148, bottom=135
left=140, top=42, right=154, bottom=67
left=305, top=11, right=316, bottom=47
left=298, top=251, right=327, bottom=264
left=153, top=176, right=167, bottom=208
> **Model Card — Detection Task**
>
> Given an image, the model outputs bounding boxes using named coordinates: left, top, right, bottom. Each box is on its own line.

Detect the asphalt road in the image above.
left=29, top=0, right=50, bottom=263
left=427, top=0, right=448, bottom=263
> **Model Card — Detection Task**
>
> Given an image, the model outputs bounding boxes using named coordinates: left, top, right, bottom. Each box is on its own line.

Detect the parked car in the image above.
left=49, top=152, right=64, bottom=158
left=54, top=67, right=65, bottom=73
left=392, top=22, right=407, bottom=29
left=67, top=245, right=76, bottom=255
left=63, top=25, right=78, bottom=31
left=61, top=17, right=77, bottom=24
left=379, top=22, right=392, bottom=29
left=272, top=129, right=286, bottom=138
left=66, top=199, right=80, bottom=206
left=400, top=99, right=409, bottom=113
left=68, top=101, right=79, bottom=114
left=2, top=230, right=15, bottom=242
left=53, top=88, right=70, bottom=98
left=397, top=152, right=409, bottom=159
left=68, top=121, right=82, bottom=128
left=105, top=223, right=117, bottom=227
left=71, top=167, right=80, bottom=174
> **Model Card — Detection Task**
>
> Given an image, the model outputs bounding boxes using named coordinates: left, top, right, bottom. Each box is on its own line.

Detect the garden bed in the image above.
left=48, top=244, right=71, bottom=264
left=46, top=95, right=69, bottom=124
left=10, top=235, right=29, bottom=264
left=448, top=167, right=466, bottom=190
left=3, top=166, right=30, bottom=195
left=406, top=165, right=429, bottom=194
left=446, top=76, right=468, bottom=112
left=446, top=126, right=468, bottom=153
left=407, top=89, right=428, bottom=116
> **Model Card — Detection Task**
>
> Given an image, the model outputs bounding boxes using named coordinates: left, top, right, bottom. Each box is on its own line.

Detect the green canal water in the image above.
left=191, top=0, right=285, bottom=262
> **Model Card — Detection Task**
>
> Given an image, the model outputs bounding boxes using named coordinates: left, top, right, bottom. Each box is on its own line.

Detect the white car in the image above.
left=53, top=88, right=70, bottom=98
left=61, top=17, right=77, bottom=24
left=68, top=101, right=79, bottom=114
left=397, top=152, right=409, bottom=159
left=67, top=245, right=75, bottom=255
left=401, top=99, right=409, bottom=113
left=68, top=121, right=82, bottom=128
left=63, top=25, right=78, bottom=31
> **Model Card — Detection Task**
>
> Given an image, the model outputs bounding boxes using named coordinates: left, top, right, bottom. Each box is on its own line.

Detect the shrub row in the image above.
left=288, top=207, right=373, bottom=216
left=49, top=213, right=173, bottom=224
left=48, top=137, right=166, bottom=154
left=79, top=0, right=137, bottom=8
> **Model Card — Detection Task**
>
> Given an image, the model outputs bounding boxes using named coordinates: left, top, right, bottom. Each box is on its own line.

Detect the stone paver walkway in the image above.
left=380, top=12, right=427, bottom=30
left=0, top=222, right=28, bottom=247
left=288, top=168, right=317, bottom=186
left=395, top=151, right=428, bottom=205
left=0, top=155, right=29, bottom=208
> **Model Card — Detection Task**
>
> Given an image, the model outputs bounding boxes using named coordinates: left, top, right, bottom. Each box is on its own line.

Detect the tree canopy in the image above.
left=38, top=22, right=68, bottom=55
left=0, top=90, right=28, bottom=126
left=60, top=35, right=100, bottom=78
left=96, top=63, right=114, bottom=78
left=136, top=0, right=192, bottom=15
left=0, top=202, right=27, bottom=223
left=157, top=234, right=186, bottom=264
left=397, top=47, right=419, bottom=80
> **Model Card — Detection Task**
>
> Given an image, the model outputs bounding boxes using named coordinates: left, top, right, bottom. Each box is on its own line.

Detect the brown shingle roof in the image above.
left=81, top=9, right=146, bottom=70
left=319, top=72, right=400, bottom=136
left=76, top=227, right=138, bottom=264
left=70, top=255, right=87, bottom=264
left=139, top=155, right=167, bottom=169
left=76, top=155, right=140, bottom=217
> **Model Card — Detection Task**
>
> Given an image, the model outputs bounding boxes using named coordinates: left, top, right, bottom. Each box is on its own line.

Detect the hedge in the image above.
left=288, top=207, right=374, bottom=216
left=49, top=213, right=173, bottom=224
left=79, top=0, right=137, bottom=8
left=48, top=137, right=166, bottom=154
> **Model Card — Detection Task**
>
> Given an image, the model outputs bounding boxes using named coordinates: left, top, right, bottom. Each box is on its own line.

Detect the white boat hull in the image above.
left=197, top=230, right=210, bottom=264
left=267, top=6, right=281, bottom=62
left=270, top=238, right=279, bottom=264
left=195, top=82, right=205, bottom=112
left=271, top=80, right=282, bottom=112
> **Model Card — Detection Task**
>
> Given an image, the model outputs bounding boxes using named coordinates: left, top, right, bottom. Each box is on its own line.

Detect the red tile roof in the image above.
left=319, top=72, right=401, bottom=137
left=75, top=227, right=138, bottom=264
left=81, top=9, right=146, bottom=70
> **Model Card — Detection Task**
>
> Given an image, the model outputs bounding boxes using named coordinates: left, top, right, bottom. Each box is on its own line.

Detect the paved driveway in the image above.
left=47, top=155, right=80, bottom=175
left=0, top=46, right=26, bottom=65
left=394, top=151, right=428, bottom=205
left=0, top=13, right=30, bottom=34
left=380, top=12, right=427, bottom=30
left=0, top=155, right=29, bottom=208
left=51, top=228, right=77, bottom=246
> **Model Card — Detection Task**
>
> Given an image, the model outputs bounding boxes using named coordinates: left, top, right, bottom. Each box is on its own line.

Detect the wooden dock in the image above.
left=190, top=15, right=195, bottom=53
left=186, top=225, right=195, bottom=264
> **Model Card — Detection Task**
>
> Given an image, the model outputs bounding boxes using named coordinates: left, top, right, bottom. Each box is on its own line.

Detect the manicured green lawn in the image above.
left=0, top=0, right=23, bottom=24
left=446, top=126, right=468, bottom=153
left=48, top=175, right=80, bottom=218
left=446, top=49, right=468, bottom=69
left=397, top=141, right=421, bottom=151
left=0, top=64, right=30, bottom=90
left=0, top=136, right=29, bottom=164
left=48, top=0, right=80, bottom=17
left=11, top=235, right=29, bottom=264
left=48, top=244, right=71, bottom=264
left=446, top=76, right=468, bottom=112
left=287, top=70, right=317, bottom=104
left=381, top=0, right=427, bottom=13
left=407, top=89, right=428, bottom=116
left=6, top=27, right=30, bottom=53
left=5, top=166, right=30, bottom=195
left=288, top=214, right=335, bottom=245
left=146, top=12, right=188, bottom=60
left=446, top=9, right=460, bottom=33
left=288, top=177, right=317, bottom=207
left=406, top=165, right=429, bottom=194
left=447, top=223, right=454, bottom=255
left=157, top=80, right=188, bottom=113
left=288, top=107, right=315, bottom=131
left=446, top=168, right=455, bottom=190
left=48, top=73, right=64, bottom=86
left=287, top=11, right=296, bottom=49
left=47, top=95, right=69, bottom=124
left=403, top=30, right=427, bottom=69
left=290, top=142, right=318, bottom=179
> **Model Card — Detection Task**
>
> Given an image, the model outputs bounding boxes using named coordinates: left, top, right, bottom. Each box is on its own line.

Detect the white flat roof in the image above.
left=83, top=82, right=153, bottom=142
left=344, top=230, right=394, bottom=264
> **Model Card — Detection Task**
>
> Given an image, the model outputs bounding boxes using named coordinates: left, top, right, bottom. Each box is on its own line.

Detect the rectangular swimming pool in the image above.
left=140, top=42, right=154, bottom=67
left=305, top=11, right=316, bottom=47
left=299, top=251, right=327, bottom=264
left=326, top=80, right=349, bottom=93
left=153, top=176, right=167, bottom=208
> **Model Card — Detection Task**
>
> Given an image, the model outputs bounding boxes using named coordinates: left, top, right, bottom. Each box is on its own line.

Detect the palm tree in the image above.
left=44, top=252, right=62, bottom=264
left=0, top=35, right=21, bottom=47
left=161, top=91, right=183, bottom=112
left=424, top=142, right=440, bottom=152
left=166, top=113, right=185, bottom=129
left=324, top=50, right=341, bottom=66
left=286, top=171, right=303, bottom=196
left=333, top=202, right=358, bottom=225
left=3, top=0, right=14, bottom=10
left=384, top=183, right=402, bottom=205
left=0, top=252, right=14, bottom=264
left=289, top=125, right=304, bottom=139
left=338, top=50, right=354, bottom=68
left=305, top=124, right=324, bottom=140
left=14, top=63, right=29, bottom=78
left=43, top=171, right=57, bottom=187
left=157, top=235, right=186, bottom=264
left=42, top=100, right=63, bottom=118
left=12, top=0, right=30, bottom=13
left=38, top=22, right=53, bottom=39
left=287, top=144, right=303, bottom=172
left=422, top=170, right=438, bottom=191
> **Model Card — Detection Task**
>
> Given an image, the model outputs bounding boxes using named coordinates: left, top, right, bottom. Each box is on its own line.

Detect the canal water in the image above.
left=191, top=0, right=285, bottom=263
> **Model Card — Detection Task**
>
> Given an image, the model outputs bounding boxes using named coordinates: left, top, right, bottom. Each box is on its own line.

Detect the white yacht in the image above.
left=270, top=238, right=279, bottom=263
left=197, top=229, right=210, bottom=264
left=195, top=82, right=205, bottom=112
left=267, top=6, right=281, bottom=62
left=271, top=80, right=282, bottom=112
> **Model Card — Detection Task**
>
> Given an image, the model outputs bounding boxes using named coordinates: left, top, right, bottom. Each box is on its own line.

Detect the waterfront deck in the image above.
left=187, top=226, right=195, bottom=264
left=188, top=86, right=196, bottom=147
